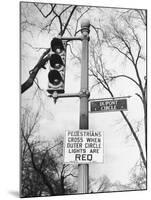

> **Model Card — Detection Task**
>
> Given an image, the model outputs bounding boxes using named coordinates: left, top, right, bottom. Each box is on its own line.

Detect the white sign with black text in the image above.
left=64, top=130, right=104, bottom=164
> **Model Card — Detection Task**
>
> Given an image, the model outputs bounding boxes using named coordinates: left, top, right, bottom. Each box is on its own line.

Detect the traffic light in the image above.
left=47, top=38, right=67, bottom=94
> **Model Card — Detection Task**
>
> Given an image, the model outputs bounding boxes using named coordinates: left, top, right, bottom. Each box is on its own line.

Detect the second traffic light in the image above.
left=47, top=38, right=67, bottom=94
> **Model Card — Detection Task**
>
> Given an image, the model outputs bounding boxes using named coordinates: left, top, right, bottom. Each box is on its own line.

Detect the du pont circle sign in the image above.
left=90, top=99, right=127, bottom=113
left=64, top=130, right=103, bottom=164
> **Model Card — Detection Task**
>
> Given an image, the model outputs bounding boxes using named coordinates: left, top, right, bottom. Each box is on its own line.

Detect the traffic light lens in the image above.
left=55, top=48, right=62, bottom=54
left=54, top=63, right=61, bottom=69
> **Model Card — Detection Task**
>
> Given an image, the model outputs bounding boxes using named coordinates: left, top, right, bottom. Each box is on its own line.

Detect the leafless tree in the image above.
left=89, top=175, right=133, bottom=193
left=21, top=107, right=77, bottom=197
left=129, top=160, right=146, bottom=190
left=89, top=9, right=147, bottom=171
left=89, top=175, right=111, bottom=192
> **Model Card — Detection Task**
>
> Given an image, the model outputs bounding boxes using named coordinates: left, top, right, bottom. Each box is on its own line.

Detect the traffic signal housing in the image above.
left=47, top=38, right=67, bottom=94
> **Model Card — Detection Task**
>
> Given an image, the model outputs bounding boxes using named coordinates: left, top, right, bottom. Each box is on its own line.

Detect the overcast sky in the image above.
left=21, top=3, right=146, bottom=185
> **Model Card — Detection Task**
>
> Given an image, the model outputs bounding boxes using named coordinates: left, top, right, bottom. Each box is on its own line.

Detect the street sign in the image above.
left=64, top=130, right=103, bottom=164
left=90, top=98, right=127, bottom=113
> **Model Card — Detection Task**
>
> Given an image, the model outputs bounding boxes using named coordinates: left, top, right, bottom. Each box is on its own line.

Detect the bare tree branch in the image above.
left=120, top=111, right=146, bottom=168
left=110, top=75, right=140, bottom=87
left=61, top=6, right=77, bottom=36
left=21, top=48, right=50, bottom=93
left=34, top=3, right=56, bottom=18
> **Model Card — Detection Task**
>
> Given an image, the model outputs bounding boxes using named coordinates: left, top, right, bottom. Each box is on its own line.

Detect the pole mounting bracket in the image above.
left=79, top=89, right=90, bottom=98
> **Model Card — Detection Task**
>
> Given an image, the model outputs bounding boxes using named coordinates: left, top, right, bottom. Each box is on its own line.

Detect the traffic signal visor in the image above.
left=51, top=38, right=64, bottom=53
left=48, top=70, right=64, bottom=87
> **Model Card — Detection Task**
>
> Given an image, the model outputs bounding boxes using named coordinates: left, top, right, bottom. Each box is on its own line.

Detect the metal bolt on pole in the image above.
left=78, top=19, right=90, bottom=194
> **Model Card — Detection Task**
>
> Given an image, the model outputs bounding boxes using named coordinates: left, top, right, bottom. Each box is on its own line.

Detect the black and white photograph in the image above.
left=20, top=1, right=147, bottom=198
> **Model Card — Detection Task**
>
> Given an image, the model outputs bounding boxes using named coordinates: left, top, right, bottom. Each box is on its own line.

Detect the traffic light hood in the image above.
left=51, top=38, right=64, bottom=53
left=49, top=54, right=64, bottom=69
left=48, top=70, right=63, bottom=86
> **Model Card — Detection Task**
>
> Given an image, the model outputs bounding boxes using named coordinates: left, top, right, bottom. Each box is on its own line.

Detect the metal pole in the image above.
left=78, top=19, right=90, bottom=194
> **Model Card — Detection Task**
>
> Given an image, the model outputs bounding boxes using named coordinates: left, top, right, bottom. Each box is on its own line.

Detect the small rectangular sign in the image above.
left=64, top=130, right=103, bottom=164
left=90, top=99, right=127, bottom=113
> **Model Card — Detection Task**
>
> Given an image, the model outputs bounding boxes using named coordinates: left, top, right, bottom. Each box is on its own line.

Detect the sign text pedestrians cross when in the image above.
left=64, top=130, right=104, bottom=164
